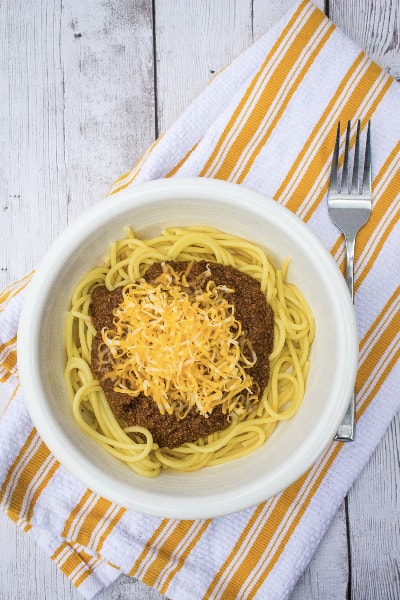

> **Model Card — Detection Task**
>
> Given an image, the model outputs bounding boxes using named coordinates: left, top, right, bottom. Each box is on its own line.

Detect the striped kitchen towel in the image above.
left=1, top=1, right=399, bottom=598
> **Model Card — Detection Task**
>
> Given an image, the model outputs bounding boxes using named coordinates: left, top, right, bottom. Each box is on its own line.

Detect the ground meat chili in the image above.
left=90, top=260, right=274, bottom=448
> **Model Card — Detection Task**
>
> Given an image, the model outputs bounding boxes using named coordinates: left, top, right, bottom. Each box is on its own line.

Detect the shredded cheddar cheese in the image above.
left=101, top=265, right=256, bottom=417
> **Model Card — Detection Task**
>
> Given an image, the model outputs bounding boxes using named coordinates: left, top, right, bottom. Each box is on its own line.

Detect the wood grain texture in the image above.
left=0, top=0, right=399, bottom=599
left=0, top=511, right=81, bottom=600
left=348, top=413, right=400, bottom=600
left=253, top=0, right=324, bottom=39
left=155, top=0, right=254, bottom=133
left=0, top=0, right=67, bottom=287
left=60, top=0, right=155, bottom=223
left=291, top=505, right=349, bottom=600
left=327, top=4, right=400, bottom=599
left=0, top=0, right=155, bottom=290
left=330, top=0, right=400, bottom=78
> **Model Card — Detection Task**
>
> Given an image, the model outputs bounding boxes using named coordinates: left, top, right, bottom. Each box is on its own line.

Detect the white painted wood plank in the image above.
left=154, top=0, right=253, bottom=134
left=0, top=0, right=155, bottom=291
left=290, top=506, right=349, bottom=599
left=60, top=0, right=155, bottom=224
left=0, top=0, right=67, bottom=289
left=253, top=0, right=324, bottom=40
left=0, top=511, right=82, bottom=600
left=327, top=3, right=400, bottom=598
left=330, top=0, right=400, bottom=78
left=347, top=413, right=400, bottom=600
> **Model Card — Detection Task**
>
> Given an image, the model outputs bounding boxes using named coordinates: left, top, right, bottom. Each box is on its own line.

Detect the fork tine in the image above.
left=351, top=120, right=361, bottom=194
left=341, top=120, right=351, bottom=193
left=328, top=121, right=340, bottom=193
left=362, top=120, right=372, bottom=194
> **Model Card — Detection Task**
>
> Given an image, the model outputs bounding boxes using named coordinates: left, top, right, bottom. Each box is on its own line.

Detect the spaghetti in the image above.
left=64, top=226, right=315, bottom=477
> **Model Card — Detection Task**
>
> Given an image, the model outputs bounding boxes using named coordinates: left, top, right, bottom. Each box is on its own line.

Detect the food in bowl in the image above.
left=64, top=225, right=315, bottom=477
left=18, top=178, right=357, bottom=518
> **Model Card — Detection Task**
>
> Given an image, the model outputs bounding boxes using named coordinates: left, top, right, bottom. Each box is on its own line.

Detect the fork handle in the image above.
left=344, top=236, right=355, bottom=301
left=335, top=390, right=355, bottom=441
left=335, top=235, right=356, bottom=441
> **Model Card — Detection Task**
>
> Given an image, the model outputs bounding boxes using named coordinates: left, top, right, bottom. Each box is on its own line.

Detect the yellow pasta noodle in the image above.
left=64, top=226, right=315, bottom=477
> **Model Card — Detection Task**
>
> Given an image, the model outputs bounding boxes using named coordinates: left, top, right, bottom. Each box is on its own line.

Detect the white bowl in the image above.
left=18, top=177, right=358, bottom=519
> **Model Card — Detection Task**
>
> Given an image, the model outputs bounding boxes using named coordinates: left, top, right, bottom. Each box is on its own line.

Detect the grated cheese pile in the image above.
left=101, top=265, right=256, bottom=418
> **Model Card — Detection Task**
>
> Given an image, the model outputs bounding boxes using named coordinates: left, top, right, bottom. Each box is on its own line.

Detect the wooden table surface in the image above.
left=1, top=1, right=399, bottom=599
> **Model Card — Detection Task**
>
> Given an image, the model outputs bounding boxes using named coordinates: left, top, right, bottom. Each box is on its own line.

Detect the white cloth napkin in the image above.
left=1, top=1, right=399, bottom=598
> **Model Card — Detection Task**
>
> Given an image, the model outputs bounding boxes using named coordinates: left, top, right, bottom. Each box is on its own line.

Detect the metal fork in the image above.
left=327, top=120, right=372, bottom=442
